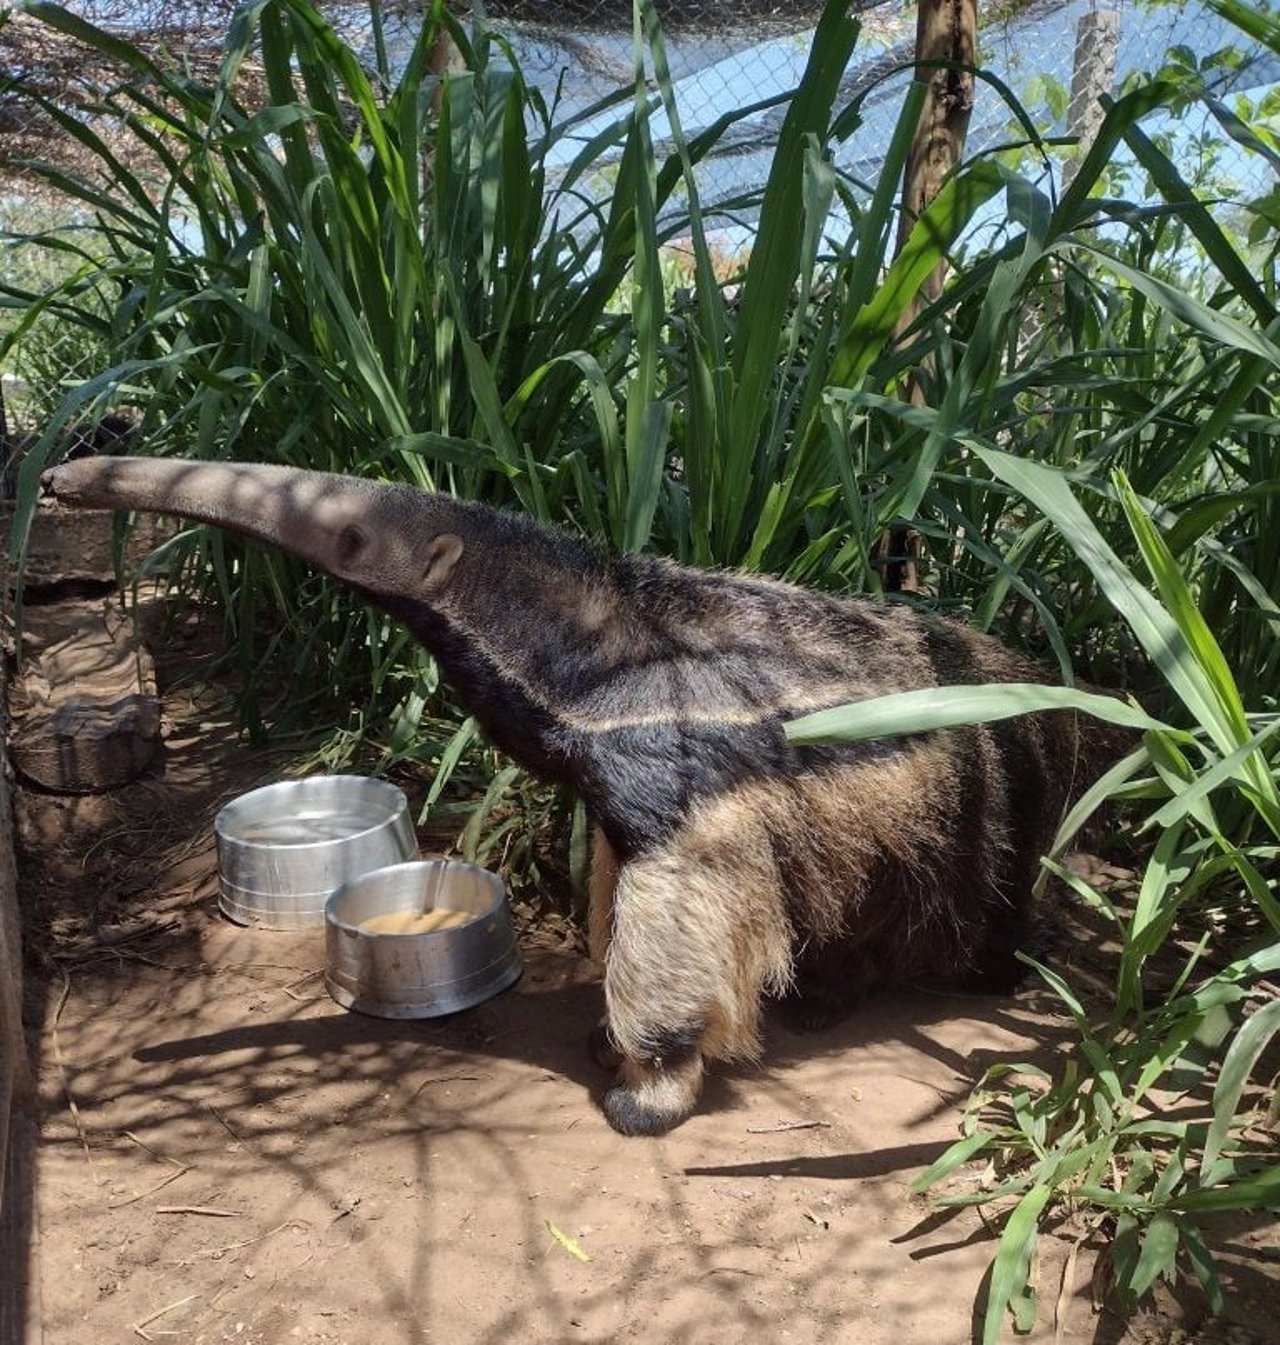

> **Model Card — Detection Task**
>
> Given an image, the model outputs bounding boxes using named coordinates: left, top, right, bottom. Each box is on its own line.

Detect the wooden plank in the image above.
left=0, top=1114, right=41, bottom=1345
left=0, top=652, right=40, bottom=1345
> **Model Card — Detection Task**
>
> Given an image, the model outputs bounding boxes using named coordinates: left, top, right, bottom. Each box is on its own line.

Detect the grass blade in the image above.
left=1200, top=996, right=1280, bottom=1185
left=982, top=1184, right=1052, bottom=1345
left=785, top=682, right=1170, bottom=746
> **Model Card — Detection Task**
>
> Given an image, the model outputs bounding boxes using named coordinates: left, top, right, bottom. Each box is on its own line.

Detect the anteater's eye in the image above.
left=337, top=524, right=367, bottom=565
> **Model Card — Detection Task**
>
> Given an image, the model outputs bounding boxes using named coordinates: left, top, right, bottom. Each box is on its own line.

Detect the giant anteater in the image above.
left=42, top=457, right=1109, bottom=1135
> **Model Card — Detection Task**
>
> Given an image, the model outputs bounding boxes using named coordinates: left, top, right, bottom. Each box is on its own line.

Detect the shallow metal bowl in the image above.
left=324, top=859, right=522, bottom=1019
left=215, top=776, right=416, bottom=930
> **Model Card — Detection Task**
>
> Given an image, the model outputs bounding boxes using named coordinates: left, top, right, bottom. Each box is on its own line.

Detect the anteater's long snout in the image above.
left=39, top=454, right=362, bottom=573
left=41, top=456, right=105, bottom=506
left=42, top=453, right=377, bottom=532
left=42, top=455, right=306, bottom=519
left=38, top=455, right=452, bottom=600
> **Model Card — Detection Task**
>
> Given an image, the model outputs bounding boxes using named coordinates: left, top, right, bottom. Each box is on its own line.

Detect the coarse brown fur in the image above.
left=41, top=457, right=1117, bottom=1136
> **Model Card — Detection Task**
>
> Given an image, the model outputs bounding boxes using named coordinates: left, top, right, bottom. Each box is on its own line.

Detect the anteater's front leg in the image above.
left=597, top=803, right=793, bottom=1136
left=586, top=827, right=623, bottom=1071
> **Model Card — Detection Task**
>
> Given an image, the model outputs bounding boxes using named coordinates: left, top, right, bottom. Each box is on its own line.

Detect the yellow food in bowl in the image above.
left=359, top=908, right=475, bottom=935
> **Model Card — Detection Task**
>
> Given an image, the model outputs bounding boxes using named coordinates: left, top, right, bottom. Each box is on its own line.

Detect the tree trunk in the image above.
left=881, top=0, right=977, bottom=593
left=1064, top=7, right=1120, bottom=191
left=894, top=0, right=977, bottom=320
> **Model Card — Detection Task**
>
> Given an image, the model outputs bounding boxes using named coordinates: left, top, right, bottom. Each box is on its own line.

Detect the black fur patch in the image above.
left=588, top=1022, right=623, bottom=1071
left=603, top=1086, right=683, bottom=1138
left=376, top=591, right=578, bottom=783
left=635, top=1023, right=702, bottom=1068
left=578, top=719, right=878, bottom=857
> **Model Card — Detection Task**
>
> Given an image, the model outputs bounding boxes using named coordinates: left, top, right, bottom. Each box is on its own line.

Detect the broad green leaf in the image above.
left=1201, top=997, right=1280, bottom=1185
left=416, top=717, right=480, bottom=820
left=785, top=682, right=1171, bottom=746
left=911, top=1132, right=994, bottom=1192
left=1181, top=1226, right=1225, bottom=1316
left=1113, top=474, right=1278, bottom=824
left=1173, top=1165, right=1280, bottom=1212
left=982, top=1184, right=1052, bottom=1345
left=1078, top=245, right=1280, bottom=367
left=1119, top=118, right=1274, bottom=325
left=1147, top=721, right=1280, bottom=832
left=726, top=0, right=862, bottom=552
left=970, top=448, right=1235, bottom=748
left=1128, top=1212, right=1180, bottom=1301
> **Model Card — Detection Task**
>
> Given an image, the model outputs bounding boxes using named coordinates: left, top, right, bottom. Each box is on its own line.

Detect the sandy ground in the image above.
left=13, top=613, right=1280, bottom=1345
left=31, top=924, right=1084, bottom=1345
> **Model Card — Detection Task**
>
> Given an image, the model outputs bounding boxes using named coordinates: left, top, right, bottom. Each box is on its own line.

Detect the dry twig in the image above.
left=191, top=1218, right=309, bottom=1261
left=123, top=1129, right=186, bottom=1168
left=109, top=1128, right=193, bottom=1206
left=132, top=1293, right=199, bottom=1341
left=1054, top=1231, right=1089, bottom=1345
left=206, top=1103, right=244, bottom=1145
left=109, top=1165, right=191, bottom=1208
left=745, top=1119, right=831, bottom=1134
left=281, top=968, right=325, bottom=1001
left=156, top=1204, right=242, bottom=1217
left=51, top=965, right=101, bottom=1182
left=410, top=1071, right=487, bottom=1100
left=52, top=919, right=180, bottom=961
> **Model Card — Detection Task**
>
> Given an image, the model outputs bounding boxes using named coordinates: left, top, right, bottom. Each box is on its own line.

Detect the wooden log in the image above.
left=0, top=502, right=173, bottom=594
left=10, top=601, right=161, bottom=794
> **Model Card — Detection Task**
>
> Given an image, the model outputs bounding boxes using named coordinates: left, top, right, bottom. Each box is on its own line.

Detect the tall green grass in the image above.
left=775, top=9, right=1280, bottom=1322
left=9, top=0, right=1275, bottom=701
left=1, top=0, right=988, bottom=737
left=790, top=458, right=1280, bottom=1341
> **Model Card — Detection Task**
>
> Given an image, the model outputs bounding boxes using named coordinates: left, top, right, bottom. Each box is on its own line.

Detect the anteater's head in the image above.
left=41, top=456, right=468, bottom=603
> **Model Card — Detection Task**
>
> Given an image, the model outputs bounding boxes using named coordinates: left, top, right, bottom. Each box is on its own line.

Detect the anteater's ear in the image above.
left=422, top=533, right=464, bottom=591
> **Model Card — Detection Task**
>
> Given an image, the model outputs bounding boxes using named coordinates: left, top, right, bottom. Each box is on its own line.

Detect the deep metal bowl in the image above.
left=215, top=776, right=416, bottom=930
left=324, top=859, right=522, bottom=1019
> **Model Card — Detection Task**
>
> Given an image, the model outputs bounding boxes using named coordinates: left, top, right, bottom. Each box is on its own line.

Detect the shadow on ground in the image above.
left=16, top=614, right=1276, bottom=1345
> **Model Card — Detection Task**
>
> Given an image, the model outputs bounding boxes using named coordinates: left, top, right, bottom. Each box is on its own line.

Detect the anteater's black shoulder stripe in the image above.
left=374, top=592, right=579, bottom=783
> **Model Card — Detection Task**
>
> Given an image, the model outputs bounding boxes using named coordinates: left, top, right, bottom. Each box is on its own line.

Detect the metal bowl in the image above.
left=215, top=776, right=416, bottom=930
left=324, top=859, right=522, bottom=1019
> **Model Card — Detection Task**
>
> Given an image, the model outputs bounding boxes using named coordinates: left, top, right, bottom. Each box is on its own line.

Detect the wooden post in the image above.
left=1064, top=7, right=1120, bottom=190
left=881, top=0, right=976, bottom=592
left=893, top=0, right=977, bottom=320
left=0, top=654, right=32, bottom=1233
left=428, top=8, right=464, bottom=115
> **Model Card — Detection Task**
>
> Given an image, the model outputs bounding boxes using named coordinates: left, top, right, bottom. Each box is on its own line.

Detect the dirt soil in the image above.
left=13, top=610, right=1280, bottom=1345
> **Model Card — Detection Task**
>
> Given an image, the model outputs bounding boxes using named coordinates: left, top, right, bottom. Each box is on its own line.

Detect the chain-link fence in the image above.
left=1, top=0, right=1276, bottom=437
left=493, top=0, right=1277, bottom=246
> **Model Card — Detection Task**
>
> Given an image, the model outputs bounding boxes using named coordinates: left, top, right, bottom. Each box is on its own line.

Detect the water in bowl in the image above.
left=237, top=809, right=387, bottom=846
